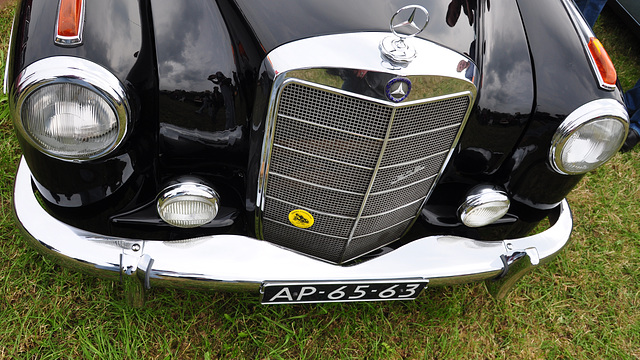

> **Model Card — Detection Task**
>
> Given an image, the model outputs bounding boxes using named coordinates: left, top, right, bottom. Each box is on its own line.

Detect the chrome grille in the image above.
left=261, top=80, right=471, bottom=263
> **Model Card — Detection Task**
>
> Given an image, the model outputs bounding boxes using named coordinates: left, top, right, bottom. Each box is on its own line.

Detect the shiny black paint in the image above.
left=9, top=0, right=160, bottom=234
left=11, top=0, right=148, bottom=204
left=7, top=0, right=625, bottom=243
left=149, top=0, right=266, bottom=237
left=413, top=0, right=624, bottom=240
left=235, top=0, right=476, bottom=59
left=13, top=0, right=143, bottom=82
left=509, top=0, right=622, bottom=208
left=411, top=0, right=535, bottom=240
left=423, top=0, right=534, bottom=195
left=151, top=0, right=262, bottom=178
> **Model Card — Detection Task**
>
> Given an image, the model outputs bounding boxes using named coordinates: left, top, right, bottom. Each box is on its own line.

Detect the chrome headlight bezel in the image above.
left=549, top=99, right=629, bottom=175
left=11, top=56, right=130, bottom=161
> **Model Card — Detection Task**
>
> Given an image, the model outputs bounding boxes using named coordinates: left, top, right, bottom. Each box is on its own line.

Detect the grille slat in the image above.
left=342, top=221, right=413, bottom=262
left=354, top=202, right=422, bottom=237
left=372, top=152, right=447, bottom=193
left=270, top=145, right=374, bottom=194
left=262, top=80, right=470, bottom=263
left=278, top=84, right=392, bottom=138
left=264, top=198, right=356, bottom=238
left=274, top=115, right=383, bottom=168
left=362, top=179, right=434, bottom=217
left=266, top=175, right=363, bottom=217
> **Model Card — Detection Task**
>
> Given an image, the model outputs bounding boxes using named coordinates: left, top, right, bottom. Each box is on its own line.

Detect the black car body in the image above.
left=6, top=0, right=630, bottom=305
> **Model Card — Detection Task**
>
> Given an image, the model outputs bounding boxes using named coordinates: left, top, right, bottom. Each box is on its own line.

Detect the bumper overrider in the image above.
left=13, top=158, right=573, bottom=306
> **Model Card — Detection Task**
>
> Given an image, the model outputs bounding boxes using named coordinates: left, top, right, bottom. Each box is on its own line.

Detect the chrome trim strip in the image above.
left=560, top=0, right=593, bottom=44
left=266, top=193, right=424, bottom=221
left=390, top=122, right=461, bottom=141
left=351, top=218, right=414, bottom=240
left=369, top=175, right=435, bottom=196
left=378, top=150, right=449, bottom=170
left=263, top=219, right=349, bottom=240
left=359, top=197, right=425, bottom=219
left=279, top=113, right=384, bottom=141
left=263, top=214, right=415, bottom=242
left=54, top=0, right=86, bottom=46
left=257, top=32, right=478, bottom=261
left=264, top=196, right=357, bottom=220
left=11, top=56, right=130, bottom=161
left=3, top=15, right=15, bottom=94
left=268, top=172, right=366, bottom=196
left=273, top=144, right=375, bottom=171
left=345, top=105, right=399, bottom=255
left=14, top=158, right=573, bottom=301
left=560, top=0, right=616, bottom=91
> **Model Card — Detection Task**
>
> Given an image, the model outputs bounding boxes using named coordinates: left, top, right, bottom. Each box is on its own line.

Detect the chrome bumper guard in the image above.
left=13, top=158, right=573, bottom=307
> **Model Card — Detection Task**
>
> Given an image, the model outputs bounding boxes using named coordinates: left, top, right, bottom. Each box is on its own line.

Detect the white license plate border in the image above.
left=260, top=278, right=429, bottom=305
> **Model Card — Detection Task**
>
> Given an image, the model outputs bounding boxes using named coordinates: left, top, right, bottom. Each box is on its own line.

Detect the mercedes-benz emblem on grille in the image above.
left=385, top=77, right=412, bottom=102
left=379, top=5, right=429, bottom=65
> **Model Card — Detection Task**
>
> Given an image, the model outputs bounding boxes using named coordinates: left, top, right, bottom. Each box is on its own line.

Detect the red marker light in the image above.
left=55, top=0, right=84, bottom=46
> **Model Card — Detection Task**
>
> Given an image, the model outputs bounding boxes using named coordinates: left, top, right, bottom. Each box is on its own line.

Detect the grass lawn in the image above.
left=0, top=2, right=639, bottom=359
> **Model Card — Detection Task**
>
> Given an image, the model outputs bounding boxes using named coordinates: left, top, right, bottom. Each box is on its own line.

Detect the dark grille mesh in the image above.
left=262, top=81, right=470, bottom=263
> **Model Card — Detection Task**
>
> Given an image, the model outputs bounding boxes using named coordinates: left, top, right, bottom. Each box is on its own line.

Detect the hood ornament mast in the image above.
left=380, top=5, right=429, bottom=65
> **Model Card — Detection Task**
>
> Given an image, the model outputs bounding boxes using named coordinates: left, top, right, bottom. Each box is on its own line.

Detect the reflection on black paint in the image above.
left=152, top=0, right=254, bottom=157
left=446, top=0, right=477, bottom=27
left=235, top=0, right=476, bottom=58
left=208, top=72, right=236, bottom=129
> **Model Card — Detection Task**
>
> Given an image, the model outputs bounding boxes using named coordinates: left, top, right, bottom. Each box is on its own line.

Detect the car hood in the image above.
left=234, top=0, right=477, bottom=59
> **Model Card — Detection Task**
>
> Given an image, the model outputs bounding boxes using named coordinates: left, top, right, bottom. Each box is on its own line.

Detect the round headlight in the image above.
left=550, top=99, right=628, bottom=175
left=13, top=57, right=129, bottom=160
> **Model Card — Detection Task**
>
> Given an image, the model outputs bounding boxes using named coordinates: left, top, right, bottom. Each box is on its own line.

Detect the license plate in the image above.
left=261, top=279, right=428, bottom=304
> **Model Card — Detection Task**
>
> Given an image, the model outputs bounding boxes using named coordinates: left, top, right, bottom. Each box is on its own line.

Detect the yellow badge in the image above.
left=288, top=209, right=314, bottom=229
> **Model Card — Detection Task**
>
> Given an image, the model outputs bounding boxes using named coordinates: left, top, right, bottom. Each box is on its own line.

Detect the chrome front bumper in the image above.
left=13, top=158, right=573, bottom=306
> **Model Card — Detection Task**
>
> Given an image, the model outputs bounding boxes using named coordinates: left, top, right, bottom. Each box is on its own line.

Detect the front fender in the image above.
left=6, top=0, right=157, bottom=218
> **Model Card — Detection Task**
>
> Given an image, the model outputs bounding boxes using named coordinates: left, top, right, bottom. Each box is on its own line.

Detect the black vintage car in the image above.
left=6, top=0, right=630, bottom=306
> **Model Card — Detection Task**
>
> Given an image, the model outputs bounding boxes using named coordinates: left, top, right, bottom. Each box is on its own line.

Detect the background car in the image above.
left=610, top=0, right=640, bottom=38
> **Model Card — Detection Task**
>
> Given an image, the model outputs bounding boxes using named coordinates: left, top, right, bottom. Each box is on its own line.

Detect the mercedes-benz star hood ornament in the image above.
left=380, top=5, right=429, bottom=65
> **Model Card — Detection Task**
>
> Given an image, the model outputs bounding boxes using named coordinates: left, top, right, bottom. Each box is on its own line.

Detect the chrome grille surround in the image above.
left=256, top=33, right=478, bottom=264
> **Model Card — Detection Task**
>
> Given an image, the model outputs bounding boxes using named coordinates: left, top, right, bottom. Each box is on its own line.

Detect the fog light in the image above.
left=157, top=183, right=220, bottom=228
left=458, top=186, right=510, bottom=228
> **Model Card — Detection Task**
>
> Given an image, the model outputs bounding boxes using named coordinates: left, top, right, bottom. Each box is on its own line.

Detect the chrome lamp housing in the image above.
left=549, top=99, right=629, bottom=175
left=157, top=183, right=221, bottom=228
left=11, top=56, right=130, bottom=161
